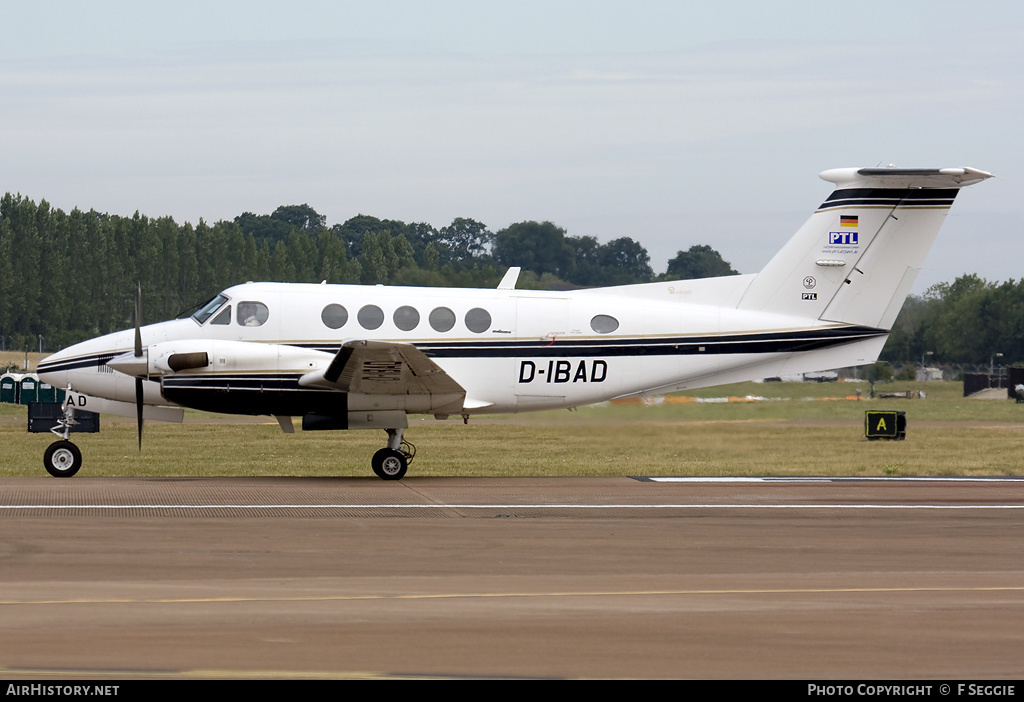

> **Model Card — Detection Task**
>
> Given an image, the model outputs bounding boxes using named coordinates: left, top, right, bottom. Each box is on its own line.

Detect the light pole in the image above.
left=990, top=352, right=1004, bottom=387
left=991, top=352, right=1003, bottom=375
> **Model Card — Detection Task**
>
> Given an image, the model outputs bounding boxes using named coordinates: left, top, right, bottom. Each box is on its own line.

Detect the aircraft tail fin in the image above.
left=736, top=167, right=992, bottom=329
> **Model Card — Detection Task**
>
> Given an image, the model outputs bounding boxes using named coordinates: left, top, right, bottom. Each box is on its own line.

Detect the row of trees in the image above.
left=881, top=274, right=1024, bottom=368
left=5, top=193, right=1017, bottom=368
left=0, top=194, right=738, bottom=351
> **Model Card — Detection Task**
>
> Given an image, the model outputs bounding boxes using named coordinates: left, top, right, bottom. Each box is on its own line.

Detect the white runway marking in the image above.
left=643, top=476, right=1024, bottom=482
left=1, top=503, right=1023, bottom=511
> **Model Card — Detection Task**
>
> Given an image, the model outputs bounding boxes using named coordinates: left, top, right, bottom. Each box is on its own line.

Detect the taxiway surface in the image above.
left=1, top=476, right=1023, bottom=679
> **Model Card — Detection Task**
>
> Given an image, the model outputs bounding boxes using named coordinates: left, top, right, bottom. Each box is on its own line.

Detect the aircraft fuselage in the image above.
left=39, top=280, right=887, bottom=419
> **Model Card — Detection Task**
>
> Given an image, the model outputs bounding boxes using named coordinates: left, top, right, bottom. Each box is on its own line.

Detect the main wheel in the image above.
left=371, top=448, right=408, bottom=480
left=44, top=440, right=82, bottom=478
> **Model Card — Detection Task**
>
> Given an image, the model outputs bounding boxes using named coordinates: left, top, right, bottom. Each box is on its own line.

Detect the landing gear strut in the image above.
left=44, top=388, right=82, bottom=478
left=371, top=427, right=415, bottom=480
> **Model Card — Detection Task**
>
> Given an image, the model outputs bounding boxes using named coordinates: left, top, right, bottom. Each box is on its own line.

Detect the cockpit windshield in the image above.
left=191, top=294, right=229, bottom=325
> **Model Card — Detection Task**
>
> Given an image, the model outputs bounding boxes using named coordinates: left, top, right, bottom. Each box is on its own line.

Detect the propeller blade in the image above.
left=134, top=282, right=143, bottom=451
left=135, top=377, right=144, bottom=451
left=134, top=282, right=143, bottom=358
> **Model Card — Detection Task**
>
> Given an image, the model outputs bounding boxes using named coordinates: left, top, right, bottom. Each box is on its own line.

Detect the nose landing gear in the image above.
left=44, top=388, right=82, bottom=477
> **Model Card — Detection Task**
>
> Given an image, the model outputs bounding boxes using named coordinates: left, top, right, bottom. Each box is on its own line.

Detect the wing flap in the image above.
left=299, top=340, right=466, bottom=411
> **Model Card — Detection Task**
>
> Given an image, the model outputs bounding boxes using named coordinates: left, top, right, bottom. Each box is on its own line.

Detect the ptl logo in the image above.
left=829, top=232, right=858, bottom=245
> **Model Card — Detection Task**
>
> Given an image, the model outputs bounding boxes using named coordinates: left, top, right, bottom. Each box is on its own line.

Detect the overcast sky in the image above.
left=2, top=1, right=1020, bottom=291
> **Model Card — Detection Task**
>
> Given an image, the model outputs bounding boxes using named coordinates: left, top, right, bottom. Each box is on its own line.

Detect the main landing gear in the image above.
left=371, top=427, right=415, bottom=480
left=44, top=391, right=83, bottom=478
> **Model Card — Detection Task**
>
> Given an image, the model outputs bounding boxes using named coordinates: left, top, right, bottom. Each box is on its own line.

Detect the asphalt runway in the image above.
left=1, top=476, right=1023, bottom=679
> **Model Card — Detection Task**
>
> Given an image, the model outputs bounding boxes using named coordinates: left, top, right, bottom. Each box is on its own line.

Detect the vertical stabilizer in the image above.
left=736, top=167, right=992, bottom=329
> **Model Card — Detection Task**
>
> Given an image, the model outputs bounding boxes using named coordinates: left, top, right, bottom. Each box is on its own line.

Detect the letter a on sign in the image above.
left=865, top=410, right=903, bottom=440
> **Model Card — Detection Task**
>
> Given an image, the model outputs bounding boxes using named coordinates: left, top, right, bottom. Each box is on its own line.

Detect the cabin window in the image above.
left=590, top=314, right=619, bottom=334
left=465, top=307, right=491, bottom=334
left=393, top=305, right=420, bottom=331
left=210, top=305, right=232, bottom=325
left=429, top=307, right=456, bottom=332
left=192, top=294, right=228, bottom=324
left=358, top=304, right=384, bottom=330
left=237, top=301, right=269, bottom=327
left=321, top=304, right=348, bottom=329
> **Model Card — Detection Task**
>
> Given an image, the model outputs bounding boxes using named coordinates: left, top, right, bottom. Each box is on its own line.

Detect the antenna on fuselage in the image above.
left=497, top=267, right=521, bottom=290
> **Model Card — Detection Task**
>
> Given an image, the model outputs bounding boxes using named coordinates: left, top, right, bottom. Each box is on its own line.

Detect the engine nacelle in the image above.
left=108, top=339, right=335, bottom=379
left=147, top=339, right=334, bottom=377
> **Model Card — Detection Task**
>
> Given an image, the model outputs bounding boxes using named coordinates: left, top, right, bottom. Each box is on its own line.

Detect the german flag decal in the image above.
left=840, top=214, right=858, bottom=228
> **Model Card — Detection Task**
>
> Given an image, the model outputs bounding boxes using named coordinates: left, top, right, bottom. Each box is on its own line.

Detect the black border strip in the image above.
left=818, top=187, right=959, bottom=210
left=37, top=327, right=888, bottom=375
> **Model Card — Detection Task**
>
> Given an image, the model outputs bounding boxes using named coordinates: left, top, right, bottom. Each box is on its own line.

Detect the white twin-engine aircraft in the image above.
left=38, top=166, right=992, bottom=479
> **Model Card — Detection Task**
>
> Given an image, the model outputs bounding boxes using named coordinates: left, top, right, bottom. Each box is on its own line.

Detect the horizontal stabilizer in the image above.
left=737, top=166, right=993, bottom=329
left=818, top=167, right=993, bottom=190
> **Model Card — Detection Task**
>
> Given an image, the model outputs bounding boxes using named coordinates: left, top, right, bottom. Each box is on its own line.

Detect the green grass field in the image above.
left=0, top=350, right=43, bottom=371
left=2, top=380, right=1022, bottom=478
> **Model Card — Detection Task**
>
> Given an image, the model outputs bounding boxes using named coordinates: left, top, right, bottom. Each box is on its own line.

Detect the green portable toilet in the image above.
left=0, top=373, right=20, bottom=404
left=18, top=374, right=39, bottom=405
left=37, top=380, right=59, bottom=403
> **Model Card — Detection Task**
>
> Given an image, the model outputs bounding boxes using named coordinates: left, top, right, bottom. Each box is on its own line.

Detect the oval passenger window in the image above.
left=358, top=305, right=385, bottom=330
left=321, top=304, right=348, bottom=329
left=393, top=305, right=420, bottom=331
left=465, top=308, right=491, bottom=334
left=429, top=307, right=456, bottom=332
left=591, top=314, right=619, bottom=334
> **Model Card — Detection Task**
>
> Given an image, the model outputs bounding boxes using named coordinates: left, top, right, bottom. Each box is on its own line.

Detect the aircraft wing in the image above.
left=298, top=339, right=466, bottom=404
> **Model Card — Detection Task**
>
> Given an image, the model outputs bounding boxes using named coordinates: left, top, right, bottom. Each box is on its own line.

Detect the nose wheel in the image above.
left=44, top=440, right=82, bottom=478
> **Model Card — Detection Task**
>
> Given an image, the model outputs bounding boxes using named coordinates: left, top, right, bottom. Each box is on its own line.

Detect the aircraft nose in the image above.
left=37, top=345, right=84, bottom=391
left=39, top=333, right=126, bottom=389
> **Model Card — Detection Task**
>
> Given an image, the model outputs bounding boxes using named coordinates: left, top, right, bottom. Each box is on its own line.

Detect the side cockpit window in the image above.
left=237, top=301, right=269, bottom=327
left=211, top=306, right=231, bottom=325
left=192, top=294, right=228, bottom=325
